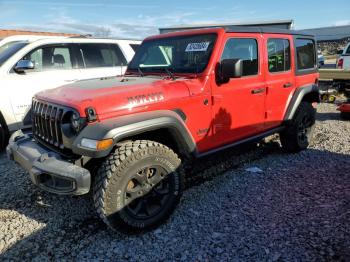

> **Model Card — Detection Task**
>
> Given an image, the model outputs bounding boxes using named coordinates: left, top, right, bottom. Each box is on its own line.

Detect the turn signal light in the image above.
left=81, top=138, right=113, bottom=151
left=96, top=139, right=113, bottom=151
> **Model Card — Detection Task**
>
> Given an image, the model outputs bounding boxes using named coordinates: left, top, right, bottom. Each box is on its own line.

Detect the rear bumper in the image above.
left=7, top=130, right=91, bottom=195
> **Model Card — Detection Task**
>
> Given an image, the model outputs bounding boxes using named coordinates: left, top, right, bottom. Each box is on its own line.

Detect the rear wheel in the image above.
left=93, top=140, right=183, bottom=231
left=280, top=102, right=316, bottom=152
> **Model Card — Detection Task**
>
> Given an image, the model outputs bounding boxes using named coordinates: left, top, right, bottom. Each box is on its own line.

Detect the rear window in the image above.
left=79, top=44, right=127, bottom=68
left=296, top=39, right=316, bottom=70
left=130, top=44, right=140, bottom=52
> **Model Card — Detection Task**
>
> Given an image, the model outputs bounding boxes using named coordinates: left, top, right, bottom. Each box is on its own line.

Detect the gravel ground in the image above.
left=0, top=102, right=349, bottom=261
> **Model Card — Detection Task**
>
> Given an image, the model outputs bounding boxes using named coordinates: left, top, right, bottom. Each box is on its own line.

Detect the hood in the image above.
left=35, top=76, right=193, bottom=119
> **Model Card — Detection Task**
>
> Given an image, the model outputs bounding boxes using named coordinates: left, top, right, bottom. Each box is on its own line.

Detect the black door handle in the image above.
left=251, top=88, right=265, bottom=94
left=283, top=82, right=293, bottom=88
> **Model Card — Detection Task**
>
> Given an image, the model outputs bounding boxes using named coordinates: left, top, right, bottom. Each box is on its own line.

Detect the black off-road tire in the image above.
left=0, top=122, right=9, bottom=152
left=280, top=102, right=316, bottom=152
left=340, top=112, right=350, bottom=120
left=93, top=140, right=184, bottom=232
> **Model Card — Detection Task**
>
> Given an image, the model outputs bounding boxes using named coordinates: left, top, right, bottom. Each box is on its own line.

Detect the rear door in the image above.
left=264, top=34, right=295, bottom=129
left=210, top=34, right=267, bottom=147
left=76, top=43, right=128, bottom=79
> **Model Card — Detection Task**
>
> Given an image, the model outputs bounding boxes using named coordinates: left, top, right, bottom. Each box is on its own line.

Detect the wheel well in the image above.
left=302, top=91, right=320, bottom=103
left=117, top=128, right=190, bottom=159
left=0, top=111, right=9, bottom=135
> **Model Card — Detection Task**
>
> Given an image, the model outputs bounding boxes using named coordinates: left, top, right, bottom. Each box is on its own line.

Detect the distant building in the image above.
left=299, top=25, right=350, bottom=54
left=0, top=29, right=80, bottom=39
left=159, top=20, right=294, bottom=34
left=299, top=25, right=350, bottom=42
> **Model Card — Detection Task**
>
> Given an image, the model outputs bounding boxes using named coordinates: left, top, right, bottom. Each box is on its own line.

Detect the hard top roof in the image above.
left=224, top=25, right=314, bottom=37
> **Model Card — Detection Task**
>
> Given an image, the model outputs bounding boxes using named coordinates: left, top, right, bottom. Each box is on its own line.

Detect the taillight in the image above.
left=337, top=58, right=344, bottom=69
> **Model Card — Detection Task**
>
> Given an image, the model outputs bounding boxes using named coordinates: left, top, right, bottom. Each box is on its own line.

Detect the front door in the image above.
left=211, top=35, right=267, bottom=148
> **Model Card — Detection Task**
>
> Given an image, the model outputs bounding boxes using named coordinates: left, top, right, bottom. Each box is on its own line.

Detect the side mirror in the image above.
left=216, top=59, right=243, bottom=84
left=14, top=60, right=34, bottom=73
left=336, top=49, right=344, bottom=55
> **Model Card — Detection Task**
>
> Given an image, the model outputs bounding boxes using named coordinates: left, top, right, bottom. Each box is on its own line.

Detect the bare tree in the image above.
left=94, top=26, right=111, bottom=38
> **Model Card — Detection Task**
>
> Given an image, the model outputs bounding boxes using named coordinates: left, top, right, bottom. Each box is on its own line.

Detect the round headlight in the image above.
left=70, top=112, right=81, bottom=132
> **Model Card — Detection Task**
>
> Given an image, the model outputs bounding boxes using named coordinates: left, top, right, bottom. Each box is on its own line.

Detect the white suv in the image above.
left=0, top=36, right=141, bottom=150
left=336, top=42, right=350, bottom=69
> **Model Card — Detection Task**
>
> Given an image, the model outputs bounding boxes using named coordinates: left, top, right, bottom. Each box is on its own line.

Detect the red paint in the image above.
left=337, top=58, right=343, bottom=69
left=36, top=28, right=319, bottom=154
left=337, top=102, right=350, bottom=113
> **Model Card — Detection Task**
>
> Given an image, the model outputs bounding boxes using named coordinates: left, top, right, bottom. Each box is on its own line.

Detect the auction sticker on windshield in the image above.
left=185, top=42, right=210, bottom=52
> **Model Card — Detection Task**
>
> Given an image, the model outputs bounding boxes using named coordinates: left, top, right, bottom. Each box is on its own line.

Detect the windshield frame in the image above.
left=127, top=33, right=218, bottom=76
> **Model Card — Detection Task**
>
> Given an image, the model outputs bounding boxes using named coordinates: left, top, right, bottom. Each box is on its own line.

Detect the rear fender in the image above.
left=284, top=84, right=320, bottom=121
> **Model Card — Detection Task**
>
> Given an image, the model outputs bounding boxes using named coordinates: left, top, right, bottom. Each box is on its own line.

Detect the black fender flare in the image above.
left=72, top=110, right=196, bottom=158
left=284, top=84, right=320, bottom=121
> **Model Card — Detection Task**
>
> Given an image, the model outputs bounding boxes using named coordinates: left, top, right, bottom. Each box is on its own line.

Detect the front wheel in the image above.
left=280, top=102, right=316, bottom=152
left=93, top=140, right=184, bottom=231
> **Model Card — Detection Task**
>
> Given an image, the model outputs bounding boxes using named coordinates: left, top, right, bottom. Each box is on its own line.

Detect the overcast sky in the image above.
left=0, top=0, right=349, bottom=39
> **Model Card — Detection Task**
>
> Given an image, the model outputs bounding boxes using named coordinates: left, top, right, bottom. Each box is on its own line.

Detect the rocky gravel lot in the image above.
left=0, top=102, right=349, bottom=261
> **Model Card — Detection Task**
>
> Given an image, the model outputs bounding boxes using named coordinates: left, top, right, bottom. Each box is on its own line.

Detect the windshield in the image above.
left=0, top=41, right=28, bottom=67
left=128, top=33, right=217, bottom=74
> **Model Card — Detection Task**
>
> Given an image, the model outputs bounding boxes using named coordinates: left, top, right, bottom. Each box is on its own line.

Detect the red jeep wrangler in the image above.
left=7, top=27, right=319, bottom=231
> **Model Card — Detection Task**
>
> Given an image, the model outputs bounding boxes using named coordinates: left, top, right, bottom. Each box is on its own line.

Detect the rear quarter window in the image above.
left=295, top=39, right=316, bottom=70
left=130, top=44, right=140, bottom=52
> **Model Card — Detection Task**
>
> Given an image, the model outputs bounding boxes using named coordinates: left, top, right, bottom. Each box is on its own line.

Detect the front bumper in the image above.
left=7, top=130, right=91, bottom=195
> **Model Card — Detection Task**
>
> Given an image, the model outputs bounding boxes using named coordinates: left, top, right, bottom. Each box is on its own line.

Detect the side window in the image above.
left=296, top=39, right=316, bottom=70
left=79, top=44, right=127, bottom=68
left=52, top=48, right=72, bottom=70
left=130, top=44, right=140, bottom=52
left=221, top=38, right=258, bottom=76
left=268, top=39, right=291, bottom=73
left=28, top=48, right=43, bottom=71
left=111, top=45, right=128, bottom=66
left=24, top=46, right=73, bottom=72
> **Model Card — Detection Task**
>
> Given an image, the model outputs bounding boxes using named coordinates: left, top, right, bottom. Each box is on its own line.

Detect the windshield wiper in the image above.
left=164, top=67, right=176, bottom=80
left=138, top=67, right=144, bottom=77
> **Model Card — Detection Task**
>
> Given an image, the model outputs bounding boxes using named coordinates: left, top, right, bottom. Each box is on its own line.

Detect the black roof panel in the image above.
left=224, top=26, right=314, bottom=37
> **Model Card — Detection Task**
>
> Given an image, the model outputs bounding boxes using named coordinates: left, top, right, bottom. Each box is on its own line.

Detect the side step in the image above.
left=196, top=126, right=284, bottom=158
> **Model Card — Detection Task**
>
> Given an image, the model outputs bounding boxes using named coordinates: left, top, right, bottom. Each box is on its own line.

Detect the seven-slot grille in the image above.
left=32, top=99, right=67, bottom=149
